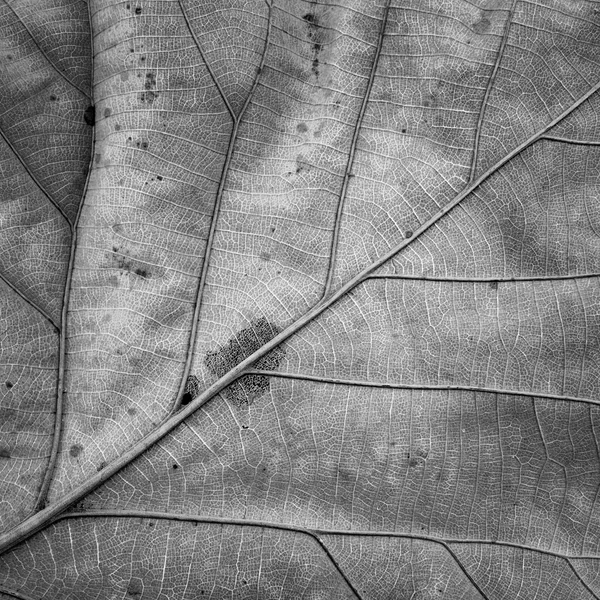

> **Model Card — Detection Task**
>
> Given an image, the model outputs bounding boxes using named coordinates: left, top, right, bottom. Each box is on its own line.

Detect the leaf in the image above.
left=0, top=0, right=599, bottom=598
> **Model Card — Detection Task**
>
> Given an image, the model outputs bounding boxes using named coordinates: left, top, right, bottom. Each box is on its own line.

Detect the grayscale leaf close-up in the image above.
left=0, top=0, right=599, bottom=598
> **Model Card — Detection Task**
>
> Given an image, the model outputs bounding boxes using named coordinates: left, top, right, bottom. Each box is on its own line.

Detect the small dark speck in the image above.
left=489, top=280, right=499, bottom=290
left=0, top=447, right=10, bottom=459
left=270, top=226, right=276, bottom=233
left=405, top=231, right=413, bottom=239
left=97, top=461, right=106, bottom=471
left=242, top=425, right=249, bottom=429
left=50, top=94, right=57, bottom=101
left=135, top=6, right=142, bottom=14
left=156, top=175, right=163, bottom=181
left=5, top=381, right=13, bottom=389
left=181, top=391, right=193, bottom=406
left=401, top=128, right=406, bottom=133
left=172, top=463, right=179, bottom=469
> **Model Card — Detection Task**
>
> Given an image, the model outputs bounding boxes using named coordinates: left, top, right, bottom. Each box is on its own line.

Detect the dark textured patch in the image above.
left=0, top=447, right=10, bottom=459
left=104, top=107, right=111, bottom=118
left=97, top=461, right=106, bottom=472
left=296, top=122, right=308, bottom=133
left=49, top=94, right=57, bottom=101
left=204, top=317, right=286, bottom=405
left=69, top=444, right=83, bottom=458
left=83, top=105, right=95, bottom=126
left=134, top=6, right=142, bottom=15
left=181, top=375, right=200, bottom=406
left=489, top=280, right=498, bottom=290
left=140, top=90, right=159, bottom=103
left=127, top=407, right=137, bottom=415
left=5, top=381, right=13, bottom=389
left=405, top=231, right=413, bottom=239
left=156, top=175, right=163, bottom=181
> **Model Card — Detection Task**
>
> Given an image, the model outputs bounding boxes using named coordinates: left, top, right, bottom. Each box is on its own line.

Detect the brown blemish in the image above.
left=296, top=122, right=308, bottom=134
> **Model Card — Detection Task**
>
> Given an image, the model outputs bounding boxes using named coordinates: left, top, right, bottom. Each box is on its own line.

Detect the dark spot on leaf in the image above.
left=0, top=447, right=10, bottom=459
left=259, top=252, right=271, bottom=262
left=115, top=124, right=121, bottom=130
left=127, top=407, right=137, bottom=415
left=104, top=107, right=111, bottom=118
left=172, top=463, right=179, bottom=469
left=134, top=6, right=142, bottom=15
left=296, top=122, right=308, bottom=133
left=7, top=55, right=13, bottom=60
left=303, top=13, right=316, bottom=24
left=97, top=461, right=106, bottom=471
left=401, top=128, right=406, bottom=133
left=49, top=94, right=57, bottom=101
left=405, top=231, right=413, bottom=239
left=83, top=105, right=95, bottom=126
left=69, top=444, right=83, bottom=458
left=181, top=375, right=200, bottom=407
left=242, top=424, right=249, bottom=429
left=126, top=3, right=130, bottom=8
left=5, top=381, right=13, bottom=389
left=489, top=280, right=499, bottom=290
left=204, top=317, right=286, bottom=405
left=156, top=175, right=163, bottom=180
left=270, top=226, right=276, bottom=233
left=134, top=268, right=149, bottom=278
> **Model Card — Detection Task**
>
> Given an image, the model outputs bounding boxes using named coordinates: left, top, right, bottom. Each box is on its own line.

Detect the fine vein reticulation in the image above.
left=1, top=5, right=600, bottom=598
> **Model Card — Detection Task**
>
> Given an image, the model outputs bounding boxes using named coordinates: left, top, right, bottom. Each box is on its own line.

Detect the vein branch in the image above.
left=367, top=273, right=600, bottom=283
left=2, top=0, right=91, bottom=100
left=541, top=134, right=600, bottom=146
left=0, top=272, right=59, bottom=330
left=322, top=0, right=391, bottom=299
left=0, top=127, right=72, bottom=227
left=469, top=0, right=516, bottom=182
left=246, top=370, right=600, bottom=407
left=31, top=0, right=95, bottom=514
left=169, top=1, right=273, bottom=414
left=177, top=0, right=235, bottom=119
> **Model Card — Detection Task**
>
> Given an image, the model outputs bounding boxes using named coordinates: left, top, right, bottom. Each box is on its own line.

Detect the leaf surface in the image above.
left=1, top=0, right=600, bottom=598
